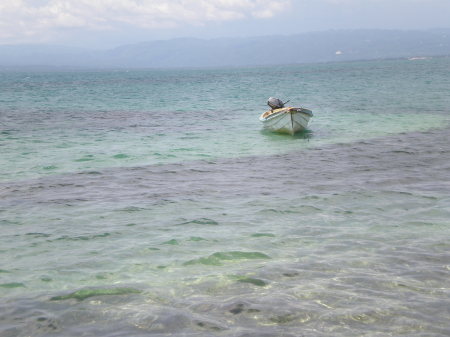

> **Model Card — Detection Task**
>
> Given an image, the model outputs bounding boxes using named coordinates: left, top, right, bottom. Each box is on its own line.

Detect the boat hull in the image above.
left=259, top=107, right=312, bottom=135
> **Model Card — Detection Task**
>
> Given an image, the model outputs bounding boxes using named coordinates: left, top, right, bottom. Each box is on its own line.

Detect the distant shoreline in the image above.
left=1, top=29, right=449, bottom=70
left=0, top=54, right=449, bottom=73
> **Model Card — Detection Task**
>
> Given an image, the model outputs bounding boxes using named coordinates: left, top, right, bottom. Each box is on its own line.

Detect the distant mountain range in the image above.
left=1, top=29, right=449, bottom=69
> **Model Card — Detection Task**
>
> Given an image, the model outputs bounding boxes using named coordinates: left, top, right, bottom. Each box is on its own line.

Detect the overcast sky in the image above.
left=1, top=0, right=449, bottom=48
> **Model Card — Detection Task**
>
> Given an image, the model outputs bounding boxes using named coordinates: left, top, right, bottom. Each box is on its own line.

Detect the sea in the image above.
left=1, top=57, right=449, bottom=337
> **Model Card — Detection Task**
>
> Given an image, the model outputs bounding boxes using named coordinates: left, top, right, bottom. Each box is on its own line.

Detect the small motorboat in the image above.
left=259, top=97, right=313, bottom=135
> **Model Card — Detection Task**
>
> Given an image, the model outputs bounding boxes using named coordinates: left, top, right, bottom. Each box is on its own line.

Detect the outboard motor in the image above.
left=267, top=97, right=285, bottom=110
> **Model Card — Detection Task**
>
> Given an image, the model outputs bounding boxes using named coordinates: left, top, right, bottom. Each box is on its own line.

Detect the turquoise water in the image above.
left=1, top=58, right=448, bottom=182
left=1, top=58, right=450, bottom=336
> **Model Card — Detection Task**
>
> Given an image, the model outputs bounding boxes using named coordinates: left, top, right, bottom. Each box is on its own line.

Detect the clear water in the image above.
left=1, top=58, right=449, bottom=336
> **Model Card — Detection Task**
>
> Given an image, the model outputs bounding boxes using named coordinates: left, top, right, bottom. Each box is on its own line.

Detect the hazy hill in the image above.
left=1, top=29, right=449, bottom=68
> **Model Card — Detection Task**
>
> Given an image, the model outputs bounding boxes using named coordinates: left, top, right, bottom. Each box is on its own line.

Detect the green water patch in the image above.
left=1, top=130, right=15, bottom=135
left=117, top=206, right=147, bottom=213
left=251, top=233, right=276, bottom=238
left=74, top=155, right=95, bottom=162
left=85, top=171, right=102, bottom=175
left=189, top=236, right=207, bottom=241
left=237, top=278, right=267, bottom=287
left=95, top=273, right=115, bottom=280
left=42, top=165, right=57, bottom=171
left=234, top=276, right=268, bottom=287
left=184, top=251, right=271, bottom=266
left=50, top=287, right=141, bottom=301
left=173, top=147, right=198, bottom=152
left=178, top=218, right=219, bottom=226
left=112, top=153, right=129, bottom=159
left=26, top=232, right=51, bottom=238
left=0, top=282, right=25, bottom=288
left=162, top=239, right=179, bottom=245
left=162, top=237, right=207, bottom=244
left=270, top=314, right=298, bottom=324
left=54, top=233, right=111, bottom=241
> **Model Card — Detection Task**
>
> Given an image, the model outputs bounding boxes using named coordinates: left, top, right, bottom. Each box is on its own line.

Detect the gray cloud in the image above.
left=0, top=0, right=291, bottom=43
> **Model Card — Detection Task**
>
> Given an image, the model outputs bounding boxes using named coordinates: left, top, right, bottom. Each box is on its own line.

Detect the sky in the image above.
left=0, top=0, right=449, bottom=48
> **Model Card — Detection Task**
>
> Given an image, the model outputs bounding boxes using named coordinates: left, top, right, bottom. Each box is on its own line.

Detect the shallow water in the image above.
left=1, top=58, right=450, bottom=336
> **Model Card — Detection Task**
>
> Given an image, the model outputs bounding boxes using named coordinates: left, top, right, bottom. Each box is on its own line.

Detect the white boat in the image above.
left=259, top=106, right=313, bottom=135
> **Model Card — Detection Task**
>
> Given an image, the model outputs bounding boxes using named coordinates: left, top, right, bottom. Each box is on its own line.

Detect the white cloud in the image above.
left=0, top=0, right=291, bottom=43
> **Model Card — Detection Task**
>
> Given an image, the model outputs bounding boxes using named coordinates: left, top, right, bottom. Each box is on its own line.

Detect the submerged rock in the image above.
left=50, top=287, right=141, bottom=301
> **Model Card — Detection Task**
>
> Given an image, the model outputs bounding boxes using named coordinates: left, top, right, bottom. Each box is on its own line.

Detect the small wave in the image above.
left=54, top=233, right=111, bottom=241
left=177, top=218, right=219, bottom=226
